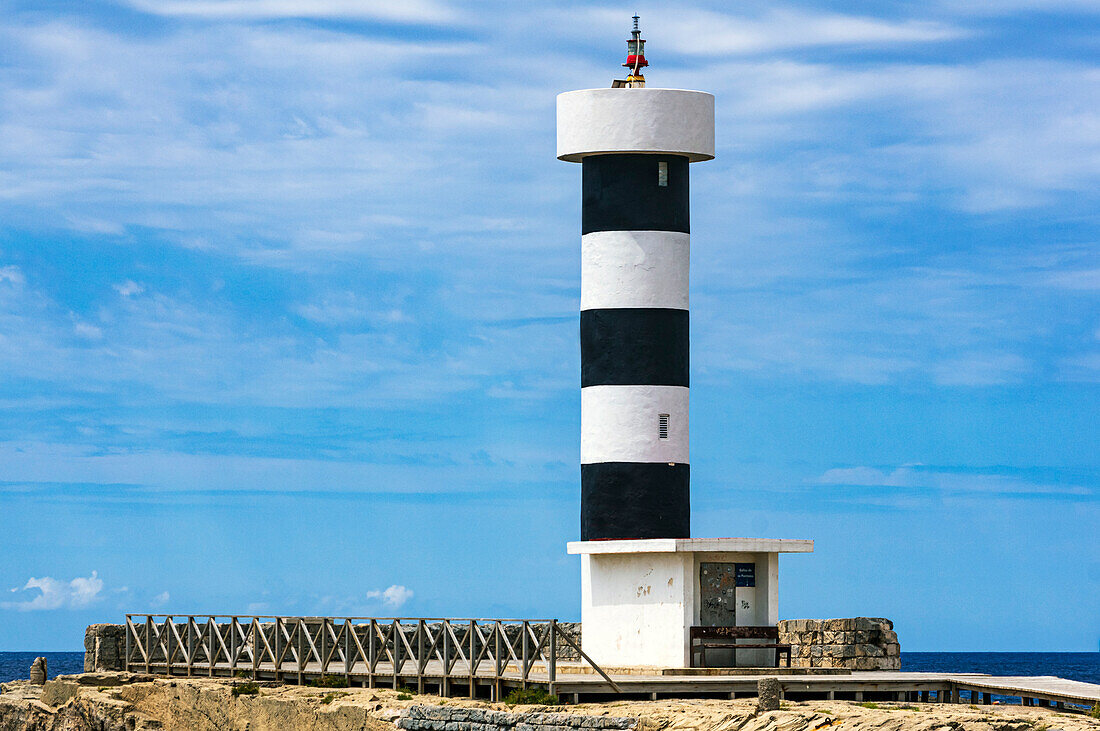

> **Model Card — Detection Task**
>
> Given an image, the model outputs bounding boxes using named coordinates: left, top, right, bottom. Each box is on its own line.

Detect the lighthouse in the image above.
left=560, top=19, right=813, bottom=669
left=558, top=18, right=713, bottom=541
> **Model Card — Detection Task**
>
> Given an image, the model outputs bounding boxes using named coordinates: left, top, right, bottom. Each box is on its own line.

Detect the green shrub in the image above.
left=857, top=702, right=879, bottom=709
left=322, top=692, right=347, bottom=705
left=309, top=676, right=349, bottom=688
left=1089, top=703, right=1099, bottom=719
left=397, top=692, right=414, bottom=701
left=503, top=688, right=559, bottom=706
left=232, top=682, right=260, bottom=697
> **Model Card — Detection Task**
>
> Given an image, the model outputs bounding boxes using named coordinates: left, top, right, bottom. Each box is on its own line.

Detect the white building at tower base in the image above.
left=568, top=538, right=813, bottom=668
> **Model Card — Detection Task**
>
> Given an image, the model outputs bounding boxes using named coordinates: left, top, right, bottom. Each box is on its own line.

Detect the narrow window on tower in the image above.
left=658, top=413, right=670, bottom=439
left=657, top=160, right=668, bottom=187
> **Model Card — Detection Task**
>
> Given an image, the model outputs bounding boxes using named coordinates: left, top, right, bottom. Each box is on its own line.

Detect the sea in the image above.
left=1, top=651, right=1098, bottom=698
left=1, top=652, right=85, bottom=683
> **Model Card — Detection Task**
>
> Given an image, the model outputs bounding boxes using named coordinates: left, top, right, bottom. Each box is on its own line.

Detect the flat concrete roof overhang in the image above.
left=566, top=537, right=815, bottom=555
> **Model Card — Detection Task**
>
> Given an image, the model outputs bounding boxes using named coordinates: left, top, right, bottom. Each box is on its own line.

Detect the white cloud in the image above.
left=150, top=591, right=170, bottom=608
left=114, top=280, right=145, bottom=297
left=294, top=291, right=412, bottom=326
left=63, top=214, right=126, bottom=235
left=366, top=584, right=413, bottom=609
left=72, top=321, right=103, bottom=340
left=3, top=571, right=104, bottom=611
left=0, top=265, right=24, bottom=285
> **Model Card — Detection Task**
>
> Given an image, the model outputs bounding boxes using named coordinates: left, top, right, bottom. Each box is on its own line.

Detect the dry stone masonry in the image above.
left=778, top=618, right=900, bottom=670
left=84, top=623, right=125, bottom=672
left=398, top=706, right=637, bottom=731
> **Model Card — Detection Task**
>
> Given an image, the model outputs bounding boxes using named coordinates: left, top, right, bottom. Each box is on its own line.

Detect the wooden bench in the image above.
left=690, top=626, right=792, bottom=668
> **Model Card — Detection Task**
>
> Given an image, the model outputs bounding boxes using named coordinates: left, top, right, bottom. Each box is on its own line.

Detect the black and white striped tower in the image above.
left=557, top=24, right=714, bottom=541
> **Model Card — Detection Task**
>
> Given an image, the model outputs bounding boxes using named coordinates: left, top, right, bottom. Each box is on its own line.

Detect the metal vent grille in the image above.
left=658, top=161, right=668, bottom=187
left=658, top=413, right=669, bottom=439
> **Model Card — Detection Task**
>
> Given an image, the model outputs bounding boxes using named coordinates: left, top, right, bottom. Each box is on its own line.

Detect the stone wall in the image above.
left=398, top=705, right=637, bottom=731
left=777, top=618, right=900, bottom=670
left=85, top=623, right=126, bottom=672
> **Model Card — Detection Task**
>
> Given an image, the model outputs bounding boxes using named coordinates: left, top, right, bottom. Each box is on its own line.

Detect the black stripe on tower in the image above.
left=582, top=154, right=689, bottom=235
left=581, top=154, right=691, bottom=541
left=580, top=308, right=688, bottom=387
left=582, top=463, right=690, bottom=540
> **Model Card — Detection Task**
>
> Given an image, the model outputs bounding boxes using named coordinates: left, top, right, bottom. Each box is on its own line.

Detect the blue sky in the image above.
left=0, top=0, right=1098, bottom=652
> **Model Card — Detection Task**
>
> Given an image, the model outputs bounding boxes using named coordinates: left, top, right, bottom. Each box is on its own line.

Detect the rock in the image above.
left=755, top=678, right=780, bottom=713
left=397, top=706, right=638, bottom=731
left=7, top=676, right=1099, bottom=731
left=40, top=680, right=81, bottom=707
left=29, top=657, right=47, bottom=685
left=61, top=671, right=153, bottom=686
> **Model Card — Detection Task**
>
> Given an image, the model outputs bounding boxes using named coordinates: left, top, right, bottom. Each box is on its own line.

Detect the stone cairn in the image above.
left=29, top=657, right=47, bottom=685
left=755, top=678, right=781, bottom=712
left=777, top=618, right=900, bottom=670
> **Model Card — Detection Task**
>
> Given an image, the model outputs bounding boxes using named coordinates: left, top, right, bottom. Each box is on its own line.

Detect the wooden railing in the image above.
left=123, top=615, right=619, bottom=697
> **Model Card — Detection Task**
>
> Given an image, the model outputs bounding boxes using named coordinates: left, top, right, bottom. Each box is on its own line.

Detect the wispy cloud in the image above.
left=655, top=8, right=965, bottom=55
left=0, top=265, right=25, bottom=285
left=0, top=3, right=1094, bottom=480
left=366, top=584, right=413, bottom=609
left=113, top=280, right=145, bottom=297
left=3, top=571, right=105, bottom=611
left=941, top=0, right=1100, bottom=15
left=123, top=0, right=457, bottom=24
left=815, top=465, right=1094, bottom=498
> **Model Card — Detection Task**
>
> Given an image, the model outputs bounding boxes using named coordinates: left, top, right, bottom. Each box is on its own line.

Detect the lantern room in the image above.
left=614, top=15, right=648, bottom=88
left=624, top=15, right=647, bottom=70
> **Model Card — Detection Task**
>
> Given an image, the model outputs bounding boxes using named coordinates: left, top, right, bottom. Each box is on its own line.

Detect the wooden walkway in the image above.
left=549, top=669, right=1100, bottom=709
left=140, top=659, right=1100, bottom=711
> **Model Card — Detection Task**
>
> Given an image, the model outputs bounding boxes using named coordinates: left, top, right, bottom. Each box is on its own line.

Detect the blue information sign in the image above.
left=735, top=562, right=756, bottom=587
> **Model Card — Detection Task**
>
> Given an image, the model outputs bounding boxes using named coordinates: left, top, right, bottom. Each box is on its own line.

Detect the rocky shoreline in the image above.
left=2, top=672, right=1098, bottom=731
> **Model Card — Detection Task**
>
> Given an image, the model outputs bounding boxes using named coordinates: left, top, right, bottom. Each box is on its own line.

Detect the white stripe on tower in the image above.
left=581, top=385, right=688, bottom=464
left=581, top=231, right=689, bottom=311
